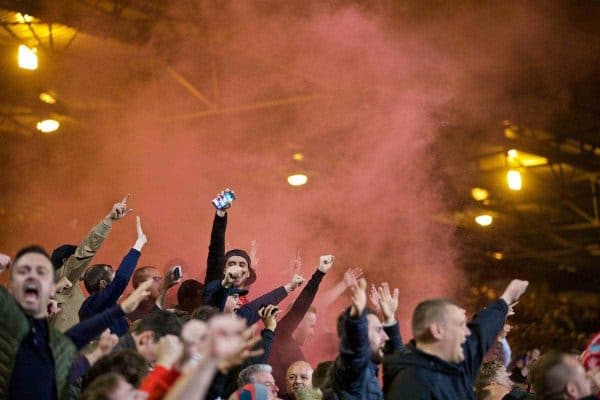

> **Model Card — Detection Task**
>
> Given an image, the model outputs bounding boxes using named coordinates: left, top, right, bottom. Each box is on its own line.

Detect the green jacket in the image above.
left=0, top=286, right=76, bottom=400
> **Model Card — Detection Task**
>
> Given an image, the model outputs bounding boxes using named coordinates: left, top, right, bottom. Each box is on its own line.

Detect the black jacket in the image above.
left=384, top=299, right=508, bottom=400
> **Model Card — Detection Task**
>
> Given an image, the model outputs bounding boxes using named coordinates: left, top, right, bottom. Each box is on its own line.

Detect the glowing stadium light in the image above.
left=39, top=92, right=56, bottom=104
left=17, top=13, right=33, bottom=23
left=507, top=170, right=522, bottom=191
left=287, top=174, right=308, bottom=186
left=18, top=45, right=38, bottom=70
left=36, top=119, right=59, bottom=133
left=491, top=251, right=504, bottom=260
left=471, top=187, right=489, bottom=201
left=292, top=153, right=304, bottom=161
left=475, top=214, right=493, bottom=226
left=507, top=149, right=518, bottom=158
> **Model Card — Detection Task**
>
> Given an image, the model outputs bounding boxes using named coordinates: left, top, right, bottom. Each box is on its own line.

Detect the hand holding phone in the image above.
left=170, top=265, right=182, bottom=281
left=212, top=189, right=236, bottom=210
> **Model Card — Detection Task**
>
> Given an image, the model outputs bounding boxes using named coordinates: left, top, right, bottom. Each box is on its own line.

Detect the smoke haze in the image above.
left=2, top=0, right=598, bottom=362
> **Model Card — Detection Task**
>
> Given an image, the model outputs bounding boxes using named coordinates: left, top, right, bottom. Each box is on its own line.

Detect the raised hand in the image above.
left=106, top=194, right=133, bottom=222
left=350, top=278, right=367, bottom=317
left=0, top=253, right=11, bottom=273
left=344, top=267, right=363, bottom=288
left=369, top=284, right=382, bottom=313
left=377, top=282, right=399, bottom=324
left=162, top=266, right=182, bottom=291
left=216, top=326, right=264, bottom=373
left=55, top=276, right=73, bottom=294
left=213, top=188, right=235, bottom=216
left=120, top=279, right=153, bottom=314
left=507, top=301, right=518, bottom=317
left=97, top=329, right=119, bottom=356
left=258, top=304, right=279, bottom=331
left=156, top=334, right=185, bottom=369
left=133, top=216, right=147, bottom=251
left=500, top=280, right=529, bottom=306
left=318, top=255, right=335, bottom=273
left=47, top=299, right=61, bottom=318
left=285, top=274, right=305, bottom=293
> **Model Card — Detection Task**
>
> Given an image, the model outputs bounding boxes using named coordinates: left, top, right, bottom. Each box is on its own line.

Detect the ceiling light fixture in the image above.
left=471, top=187, right=489, bottom=201
left=287, top=174, right=308, bottom=186
left=475, top=214, right=493, bottom=226
left=507, top=170, right=522, bottom=191
left=37, top=119, right=60, bottom=133
left=18, top=45, right=38, bottom=70
left=39, top=92, right=57, bottom=104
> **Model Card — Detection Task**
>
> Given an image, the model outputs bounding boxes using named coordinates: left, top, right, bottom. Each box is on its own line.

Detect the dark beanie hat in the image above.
left=51, top=244, right=77, bottom=270
left=224, top=249, right=251, bottom=269
left=224, top=249, right=256, bottom=286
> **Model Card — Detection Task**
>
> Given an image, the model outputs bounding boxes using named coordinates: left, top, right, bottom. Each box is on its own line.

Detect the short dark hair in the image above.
left=13, top=245, right=54, bottom=279
left=83, top=264, right=113, bottom=294
left=15, top=244, right=51, bottom=264
left=312, top=360, right=333, bottom=389
left=412, top=298, right=457, bottom=342
left=82, top=350, right=148, bottom=391
left=133, top=310, right=183, bottom=338
left=80, top=372, right=123, bottom=400
left=530, top=351, right=578, bottom=400
left=474, top=361, right=505, bottom=393
left=51, top=244, right=77, bottom=270
left=177, top=279, right=203, bottom=306
left=190, top=305, right=221, bottom=322
left=336, top=308, right=377, bottom=338
left=132, top=266, right=158, bottom=288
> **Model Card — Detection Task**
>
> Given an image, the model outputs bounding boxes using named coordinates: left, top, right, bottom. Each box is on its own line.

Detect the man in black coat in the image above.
left=384, top=279, right=529, bottom=400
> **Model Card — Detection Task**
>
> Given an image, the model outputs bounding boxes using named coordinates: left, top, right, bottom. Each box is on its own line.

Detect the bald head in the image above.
left=286, top=361, right=313, bottom=396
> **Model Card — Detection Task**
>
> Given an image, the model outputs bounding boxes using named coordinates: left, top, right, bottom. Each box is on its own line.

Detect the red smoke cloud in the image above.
left=3, top=0, right=596, bottom=363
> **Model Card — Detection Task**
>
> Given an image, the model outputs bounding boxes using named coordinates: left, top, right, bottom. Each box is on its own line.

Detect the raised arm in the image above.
left=320, top=267, right=363, bottom=307
left=80, top=217, right=147, bottom=315
left=277, top=255, right=334, bottom=337
left=205, top=211, right=227, bottom=284
left=463, top=279, right=528, bottom=381
left=375, top=282, right=404, bottom=354
left=65, top=279, right=152, bottom=350
left=334, top=279, right=371, bottom=383
left=246, top=305, right=279, bottom=365
left=56, top=195, right=131, bottom=284
left=236, top=274, right=304, bottom=325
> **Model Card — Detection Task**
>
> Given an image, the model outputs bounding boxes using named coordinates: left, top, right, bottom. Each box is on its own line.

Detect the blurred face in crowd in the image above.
left=110, top=376, right=147, bottom=400
left=367, top=313, right=389, bottom=363
left=143, top=268, right=163, bottom=300
left=181, top=320, right=209, bottom=358
left=286, top=361, right=313, bottom=394
left=224, top=256, right=249, bottom=287
left=224, top=294, right=243, bottom=313
left=564, top=355, right=592, bottom=398
left=293, top=311, right=317, bottom=346
left=252, top=371, right=279, bottom=400
left=133, top=330, right=160, bottom=364
left=9, top=252, right=56, bottom=319
left=101, top=266, right=115, bottom=288
left=439, top=304, right=471, bottom=363
left=494, top=365, right=513, bottom=388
